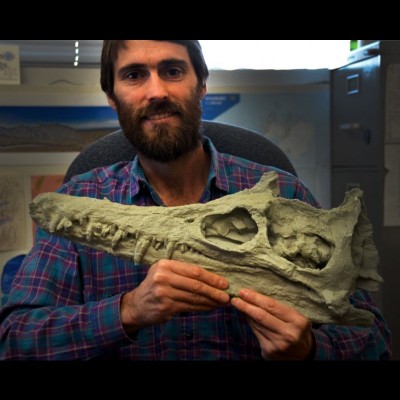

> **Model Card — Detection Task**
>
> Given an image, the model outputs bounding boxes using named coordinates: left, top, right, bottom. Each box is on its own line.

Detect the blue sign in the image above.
left=201, top=93, right=240, bottom=120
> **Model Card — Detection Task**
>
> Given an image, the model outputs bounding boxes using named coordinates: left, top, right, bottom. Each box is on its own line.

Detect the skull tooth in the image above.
left=134, top=236, right=151, bottom=264
left=111, top=229, right=124, bottom=249
left=48, top=215, right=59, bottom=233
left=92, top=223, right=103, bottom=238
left=57, top=217, right=71, bottom=231
left=86, top=225, right=94, bottom=242
left=179, top=244, right=189, bottom=253
left=55, top=217, right=65, bottom=231
left=79, top=214, right=88, bottom=225
left=110, top=224, right=118, bottom=235
left=166, top=241, right=175, bottom=259
left=101, top=225, right=111, bottom=236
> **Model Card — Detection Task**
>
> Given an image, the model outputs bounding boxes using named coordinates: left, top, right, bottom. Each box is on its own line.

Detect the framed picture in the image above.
left=0, top=105, right=120, bottom=152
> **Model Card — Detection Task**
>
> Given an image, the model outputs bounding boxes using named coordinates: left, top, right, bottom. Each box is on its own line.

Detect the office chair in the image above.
left=1, top=254, right=26, bottom=306
left=64, top=120, right=297, bottom=183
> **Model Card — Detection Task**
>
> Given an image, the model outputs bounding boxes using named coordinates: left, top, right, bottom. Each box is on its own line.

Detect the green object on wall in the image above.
left=350, top=40, right=358, bottom=51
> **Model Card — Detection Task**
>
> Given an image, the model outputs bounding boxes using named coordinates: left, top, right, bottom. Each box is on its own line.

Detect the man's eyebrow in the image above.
left=117, top=59, right=189, bottom=77
left=158, top=59, right=189, bottom=69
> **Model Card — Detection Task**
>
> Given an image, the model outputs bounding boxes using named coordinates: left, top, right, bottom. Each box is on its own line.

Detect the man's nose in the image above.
left=145, top=74, right=168, bottom=102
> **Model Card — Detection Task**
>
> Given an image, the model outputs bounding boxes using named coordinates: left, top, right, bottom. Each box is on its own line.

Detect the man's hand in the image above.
left=231, top=288, right=315, bottom=360
left=121, top=259, right=230, bottom=334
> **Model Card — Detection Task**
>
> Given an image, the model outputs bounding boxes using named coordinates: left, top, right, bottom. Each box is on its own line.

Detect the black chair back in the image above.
left=64, top=120, right=296, bottom=183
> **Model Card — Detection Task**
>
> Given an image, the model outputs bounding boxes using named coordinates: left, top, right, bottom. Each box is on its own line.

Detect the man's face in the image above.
left=109, top=40, right=206, bottom=162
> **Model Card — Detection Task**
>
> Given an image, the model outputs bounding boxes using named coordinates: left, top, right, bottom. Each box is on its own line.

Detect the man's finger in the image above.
left=169, top=261, right=229, bottom=289
left=235, top=288, right=297, bottom=323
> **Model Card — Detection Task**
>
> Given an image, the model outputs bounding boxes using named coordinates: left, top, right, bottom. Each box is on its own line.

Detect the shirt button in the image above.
left=184, top=330, right=193, bottom=339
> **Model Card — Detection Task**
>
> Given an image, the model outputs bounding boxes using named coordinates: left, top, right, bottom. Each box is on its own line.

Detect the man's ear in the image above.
left=199, top=84, right=207, bottom=100
left=107, top=96, right=117, bottom=110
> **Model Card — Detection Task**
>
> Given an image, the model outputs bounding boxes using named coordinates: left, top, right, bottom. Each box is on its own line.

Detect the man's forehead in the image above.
left=116, top=40, right=190, bottom=66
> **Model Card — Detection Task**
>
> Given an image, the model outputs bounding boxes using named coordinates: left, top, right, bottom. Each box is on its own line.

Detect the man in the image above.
left=0, top=40, right=392, bottom=360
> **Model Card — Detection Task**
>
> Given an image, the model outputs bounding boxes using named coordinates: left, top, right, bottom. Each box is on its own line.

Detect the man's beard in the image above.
left=113, top=89, right=203, bottom=163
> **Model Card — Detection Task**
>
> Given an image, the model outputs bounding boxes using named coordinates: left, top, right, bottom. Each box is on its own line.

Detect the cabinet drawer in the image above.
left=331, top=168, right=383, bottom=247
left=331, top=57, right=382, bottom=167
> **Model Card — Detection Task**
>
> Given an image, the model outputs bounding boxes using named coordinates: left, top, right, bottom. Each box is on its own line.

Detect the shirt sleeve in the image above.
left=312, top=289, right=392, bottom=360
left=0, top=228, right=133, bottom=360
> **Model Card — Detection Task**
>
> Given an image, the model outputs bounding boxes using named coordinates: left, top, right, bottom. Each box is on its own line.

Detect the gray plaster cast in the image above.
left=29, top=171, right=383, bottom=326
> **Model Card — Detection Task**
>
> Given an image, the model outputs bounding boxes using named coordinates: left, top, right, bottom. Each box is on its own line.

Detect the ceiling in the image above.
left=0, top=40, right=102, bottom=68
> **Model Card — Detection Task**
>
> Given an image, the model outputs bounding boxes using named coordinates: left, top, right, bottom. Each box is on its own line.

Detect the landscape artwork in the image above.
left=0, top=106, right=120, bottom=152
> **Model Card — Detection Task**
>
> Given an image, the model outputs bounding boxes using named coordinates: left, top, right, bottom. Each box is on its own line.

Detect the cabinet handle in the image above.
left=339, top=123, right=371, bottom=144
left=364, top=48, right=379, bottom=57
left=339, top=123, right=363, bottom=131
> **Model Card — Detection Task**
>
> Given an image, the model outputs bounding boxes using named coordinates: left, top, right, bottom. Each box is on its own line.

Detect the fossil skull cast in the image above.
left=29, top=172, right=382, bottom=326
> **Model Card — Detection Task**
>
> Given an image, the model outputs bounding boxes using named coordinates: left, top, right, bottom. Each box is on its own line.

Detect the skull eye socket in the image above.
left=201, top=207, right=258, bottom=245
left=268, top=225, right=333, bottom=270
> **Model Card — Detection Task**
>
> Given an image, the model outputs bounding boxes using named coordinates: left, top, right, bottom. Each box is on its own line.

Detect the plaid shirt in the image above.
left=0, top=138, right=392, bottom=360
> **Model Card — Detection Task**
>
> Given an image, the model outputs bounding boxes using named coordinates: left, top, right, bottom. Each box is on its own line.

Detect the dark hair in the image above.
left=100, top=40, right=209, bottom=99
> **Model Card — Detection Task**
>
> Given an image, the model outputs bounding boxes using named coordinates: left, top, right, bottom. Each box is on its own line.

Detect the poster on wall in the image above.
left=0, top=174, right=26, bottom=251
left=0, top=106, right=120, bottom=152
left=30, top=175, right=65, bottom=238
left=31, top=175, right=64, bottom=199
left=0, top=45, right=20, bottom=85
left=201, top=94, right=240, bottom=120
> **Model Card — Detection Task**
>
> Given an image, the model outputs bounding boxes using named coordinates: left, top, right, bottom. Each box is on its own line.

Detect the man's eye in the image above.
left=165, top=68, right=183, bottom=78
left=126, top=71, right=144, bottom=80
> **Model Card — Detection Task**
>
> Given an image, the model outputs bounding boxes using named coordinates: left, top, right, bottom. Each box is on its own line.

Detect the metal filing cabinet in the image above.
left=331, top=41, right=400, bottom=358
left=331, top=40, right=400, bottom=249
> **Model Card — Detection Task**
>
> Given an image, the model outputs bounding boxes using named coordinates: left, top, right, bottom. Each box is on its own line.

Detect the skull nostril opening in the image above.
left=201, top=207, right=258, bottom=245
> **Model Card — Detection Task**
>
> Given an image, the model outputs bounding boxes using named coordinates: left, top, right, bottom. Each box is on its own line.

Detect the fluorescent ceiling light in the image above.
left=199, top=40, right=350, bottom=70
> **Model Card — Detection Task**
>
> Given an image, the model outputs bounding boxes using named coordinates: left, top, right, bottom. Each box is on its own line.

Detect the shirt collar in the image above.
left=128, top=136, right=231, bottom=200
left=204, top=136, right=230, bottom=193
